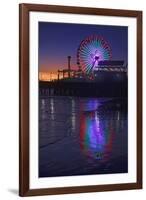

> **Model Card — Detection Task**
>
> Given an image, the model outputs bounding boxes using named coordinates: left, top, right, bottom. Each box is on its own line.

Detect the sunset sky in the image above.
left=39, top=22, right=128, bottom=74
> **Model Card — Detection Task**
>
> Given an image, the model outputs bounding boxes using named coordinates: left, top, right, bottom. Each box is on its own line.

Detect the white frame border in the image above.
left=29, top=12, right=137, bottom=189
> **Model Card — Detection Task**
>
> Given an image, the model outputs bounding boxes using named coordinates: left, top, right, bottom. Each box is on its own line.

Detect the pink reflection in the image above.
left=79, top=109, right=115, bottom=162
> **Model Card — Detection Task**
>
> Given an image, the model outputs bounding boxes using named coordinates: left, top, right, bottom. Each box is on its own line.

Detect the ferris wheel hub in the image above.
left=94, top=56, right=100, bottom=61
left=77, top=35, right=112, bottom=76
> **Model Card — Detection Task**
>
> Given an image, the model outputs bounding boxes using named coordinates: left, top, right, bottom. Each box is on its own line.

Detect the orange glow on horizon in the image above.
left=39, top=72, right=56, bottom=81
left=39, top=72, right=64, bottom=81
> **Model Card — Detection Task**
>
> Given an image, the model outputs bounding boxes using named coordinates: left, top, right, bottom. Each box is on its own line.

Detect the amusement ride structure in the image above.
left=77, top=35, right=112, bottom=74
left=57, top=35, right=127, bottom=81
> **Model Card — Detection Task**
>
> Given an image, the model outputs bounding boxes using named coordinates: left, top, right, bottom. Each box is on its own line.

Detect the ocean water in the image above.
left=39, top=96, right=128, bottom=177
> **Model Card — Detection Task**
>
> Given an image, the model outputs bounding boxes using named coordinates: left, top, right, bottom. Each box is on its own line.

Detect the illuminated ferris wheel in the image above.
left=77, top=35, right=112, bottom=74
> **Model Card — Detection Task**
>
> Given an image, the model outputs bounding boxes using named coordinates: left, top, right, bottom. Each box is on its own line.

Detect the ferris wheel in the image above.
left=77, top=35, right=112, bottom=74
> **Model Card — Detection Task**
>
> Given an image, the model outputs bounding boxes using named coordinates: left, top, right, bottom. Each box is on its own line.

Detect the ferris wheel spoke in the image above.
left=77, top=35, right=112, bottom=75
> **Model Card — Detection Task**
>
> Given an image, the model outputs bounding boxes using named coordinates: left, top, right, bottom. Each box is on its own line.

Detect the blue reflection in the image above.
left=39, top=96, right=128, bottom=177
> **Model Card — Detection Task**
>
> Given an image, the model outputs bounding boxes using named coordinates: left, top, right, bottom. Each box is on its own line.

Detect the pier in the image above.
left=39, top=79, right=127, bottom=98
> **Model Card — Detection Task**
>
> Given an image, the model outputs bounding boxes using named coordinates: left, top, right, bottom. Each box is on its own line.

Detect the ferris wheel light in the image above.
left=77, top=35, right=112, bottom=74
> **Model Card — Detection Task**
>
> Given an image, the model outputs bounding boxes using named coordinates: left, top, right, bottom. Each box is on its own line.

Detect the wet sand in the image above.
left=39, top=96, right=128, bottom=177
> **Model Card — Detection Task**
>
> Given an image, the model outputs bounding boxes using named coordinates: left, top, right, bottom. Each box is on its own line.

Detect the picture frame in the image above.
left=19, top=3, right=142, bottom=196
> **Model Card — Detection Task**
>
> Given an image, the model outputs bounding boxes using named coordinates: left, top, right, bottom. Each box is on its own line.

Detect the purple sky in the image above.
left=39, top=22, right=128, bottom=73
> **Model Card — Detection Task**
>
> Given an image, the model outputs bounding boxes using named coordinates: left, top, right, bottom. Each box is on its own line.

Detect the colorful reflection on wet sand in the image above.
left=39, top=96, right=128, bottom=177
